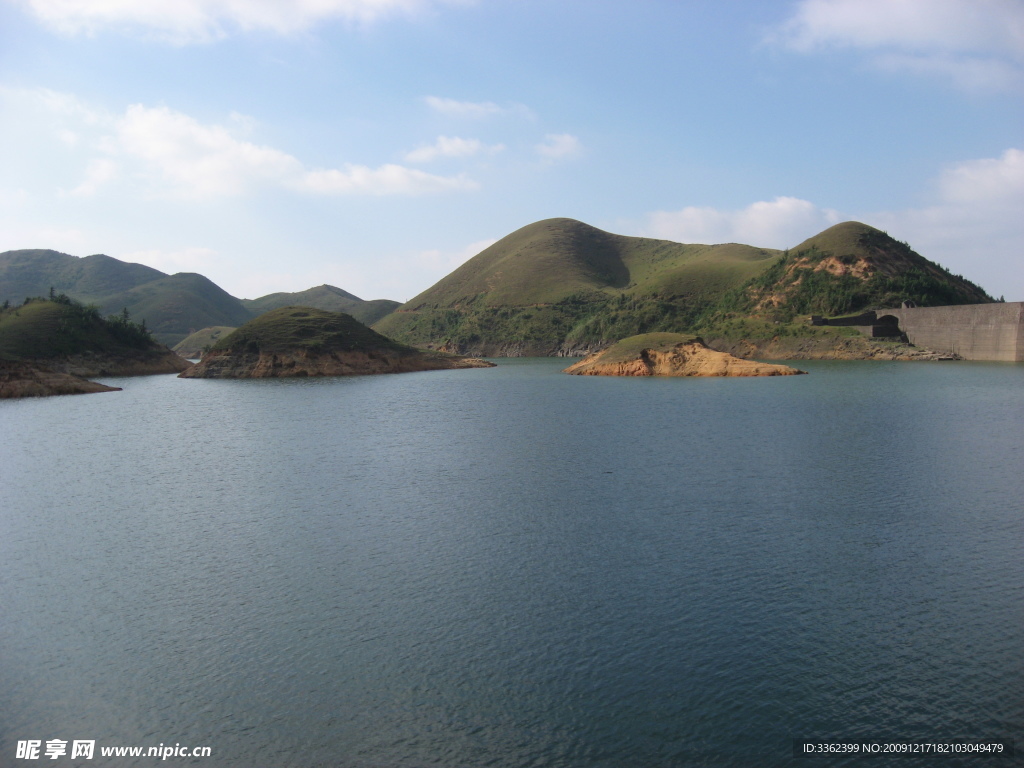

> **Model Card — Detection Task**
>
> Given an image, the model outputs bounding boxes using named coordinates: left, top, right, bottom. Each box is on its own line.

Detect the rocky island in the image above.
left=563, top=333, right=806, bottom=377
left=180, top=306, right=494, bottom=378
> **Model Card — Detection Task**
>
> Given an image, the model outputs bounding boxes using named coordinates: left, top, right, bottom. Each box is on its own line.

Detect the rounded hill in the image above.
left=183, top=306, right=493, bottom=378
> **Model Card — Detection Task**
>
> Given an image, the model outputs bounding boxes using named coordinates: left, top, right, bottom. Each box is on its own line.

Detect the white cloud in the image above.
left=642, top=150, right=1024, bottom=299
left=771, top=0, right=1024, bottom=91
left=68, top=158, right=118, bottom=197
left=19, top=0, right=468, bottom=43
left=296, top=164, right=477, bottom=194
left=404, top=135, right=504, bottom=163
left=536, top=133, right=581, bottom=161
left=13, top=90, right=476, bottom=199
left=423, top=96, right=534, bottom=120
left=117, top=105, right=302, bottom=197
left=870, top=148, right=1024, bottom=297
left=644, top=197, right=840, bottom=248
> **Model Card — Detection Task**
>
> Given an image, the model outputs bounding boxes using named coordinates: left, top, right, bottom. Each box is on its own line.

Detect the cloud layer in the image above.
left=772, top=0, right=1024, bottom=91
left=13, top=90, right=476, bottom=198
left=18, top=0, right=465, bottom=42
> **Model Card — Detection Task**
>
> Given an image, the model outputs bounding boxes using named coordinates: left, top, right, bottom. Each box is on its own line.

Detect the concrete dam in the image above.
left=815, top=303, right=1024, bottom=361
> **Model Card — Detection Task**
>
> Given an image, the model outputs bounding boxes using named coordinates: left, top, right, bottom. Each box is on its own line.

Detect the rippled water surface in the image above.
left=1, top=359, right=1022, bottom=767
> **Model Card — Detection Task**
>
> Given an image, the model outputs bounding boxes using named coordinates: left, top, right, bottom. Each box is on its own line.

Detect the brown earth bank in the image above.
left=179, top=348, right=494, bottom=378
left=40, top=348, right=192, bottom=377
left=0, top=360, right=121, bottom=398
left=704, top=335, right=962, bottom=361
left=564, top=336, right=806, bottom=377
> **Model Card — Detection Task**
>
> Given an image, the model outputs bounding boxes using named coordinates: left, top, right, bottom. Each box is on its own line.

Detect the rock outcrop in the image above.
left=0, top=360, right=121, bottom=398
left=563, top=333, right=806, bottom=377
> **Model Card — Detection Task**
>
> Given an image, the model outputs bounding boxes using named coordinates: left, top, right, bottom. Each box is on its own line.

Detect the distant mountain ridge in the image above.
left=0, top=249, right=400, bottom=347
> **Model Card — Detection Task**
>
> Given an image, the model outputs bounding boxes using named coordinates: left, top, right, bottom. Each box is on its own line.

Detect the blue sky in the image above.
left=1, top=0, right=1021, bottom=301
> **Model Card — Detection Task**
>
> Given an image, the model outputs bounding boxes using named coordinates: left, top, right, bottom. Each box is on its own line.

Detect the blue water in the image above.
left=1, top=359, right=1021, bottom=767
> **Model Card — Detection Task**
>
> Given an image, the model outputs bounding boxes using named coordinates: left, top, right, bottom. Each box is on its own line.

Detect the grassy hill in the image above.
left=0, top=249, right=252, bottom=347
left=241, top=284, right=400, bottom=326
left=374, top=218, right=781, bottom=353
left=173, top=326, right=236, bottom=358
left=1, top=295, right=161, bottom=361
left=373, top=218, right=993, bottom=355
left=211, top=306, right=411, bottom=356
left=713, top=221, right=993, bottom=322
left=0, top=250, right=401, bottom=348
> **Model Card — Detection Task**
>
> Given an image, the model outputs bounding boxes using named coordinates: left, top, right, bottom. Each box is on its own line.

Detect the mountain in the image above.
left=0, top=250, right=400, bottom=347
left=373, top=217, right=781, bottom=355
left=0, top=249, right=251, bottom=347
left=240, top=284, right=400, bottom=326
left=720, top=221, right=993, bottom=319
left=180, top=306, right=493, bottom=378
left=373, top=218, right=994, bottom=356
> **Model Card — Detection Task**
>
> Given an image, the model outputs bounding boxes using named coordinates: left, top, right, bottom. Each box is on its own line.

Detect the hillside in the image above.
left=374, top=218, right=781, bottom=355
left=715, top=221, right=993, bottom=321
left=0, top=249, right=252, bottom=347
left=0, top=295, right=188, bottom=381
left=241, top=284, right=400, bottom=326
left=181, top=306, right=493, bottom=378
left=374, top=218, right=994, bottom=356
left=0, top=250, right=401, bottom=348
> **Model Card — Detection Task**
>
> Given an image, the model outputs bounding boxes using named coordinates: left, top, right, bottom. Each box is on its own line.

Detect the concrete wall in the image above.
left=876, top=302, right=1023, bottom=361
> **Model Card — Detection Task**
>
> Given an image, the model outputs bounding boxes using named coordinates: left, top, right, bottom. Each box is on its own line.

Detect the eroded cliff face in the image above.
left=564, top=341, right=806, bottom=377
left=0, top=361, right=121, bottom=398
left=179, top=347, right=494, bottom=378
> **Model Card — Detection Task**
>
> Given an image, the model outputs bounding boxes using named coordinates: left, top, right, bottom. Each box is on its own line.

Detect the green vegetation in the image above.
left=0, top=251, right=399, bottom=348
left=0, top=294, right=157, bottom=361
left=212, top=306, right=412, bottom=356
left=375, top=219, right=995, bottom=353
left=589, top=332, right=702, bottom=365
left=240, top=285, right=400, bottom=326
left=172, top=326, right=236, bottom=358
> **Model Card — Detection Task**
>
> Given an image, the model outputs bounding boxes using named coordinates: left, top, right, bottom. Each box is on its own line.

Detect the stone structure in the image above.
left=826, top=303, right=1023, bottom=361
left=810, top=311, right=902, bottom=339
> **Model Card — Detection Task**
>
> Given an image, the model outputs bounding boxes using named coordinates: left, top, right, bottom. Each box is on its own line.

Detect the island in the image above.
left=179, top=306, right=495, bottom=378
left=563, top=333, right=806, bottom=377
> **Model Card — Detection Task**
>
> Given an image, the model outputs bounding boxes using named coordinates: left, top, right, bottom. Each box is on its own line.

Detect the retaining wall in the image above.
left=875, top=303, right=1023, bottom=361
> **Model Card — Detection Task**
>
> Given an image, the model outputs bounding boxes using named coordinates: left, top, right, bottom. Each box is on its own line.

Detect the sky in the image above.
left=0, top=0, right=1021, bottom=302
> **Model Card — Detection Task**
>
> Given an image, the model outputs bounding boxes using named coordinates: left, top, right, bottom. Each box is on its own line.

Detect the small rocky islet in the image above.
left=563, top=333, right=807, bottom=377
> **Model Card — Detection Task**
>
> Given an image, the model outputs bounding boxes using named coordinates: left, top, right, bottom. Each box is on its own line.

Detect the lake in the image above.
left=1, top=358, right=1021, bottom=767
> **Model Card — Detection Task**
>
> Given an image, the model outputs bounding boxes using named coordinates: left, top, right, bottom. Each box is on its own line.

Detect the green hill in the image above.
left=0, top=250, right=401, bottom=348
left=373, top=218, right=993, bottom=356
left=715, top=221, right=993, bottom=321
left=0, top=294, right=187, bottom=380
left=241, top=284, right=399, bottom=326
left=0, top=249, right=252, bottom=347
left=183, top=306, right=493, bottom=378
left=374, top=218, right=781, bottom=354
left=173, top=326, right=236, bottom=358
left=211, top=306, right=410, bottom=356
